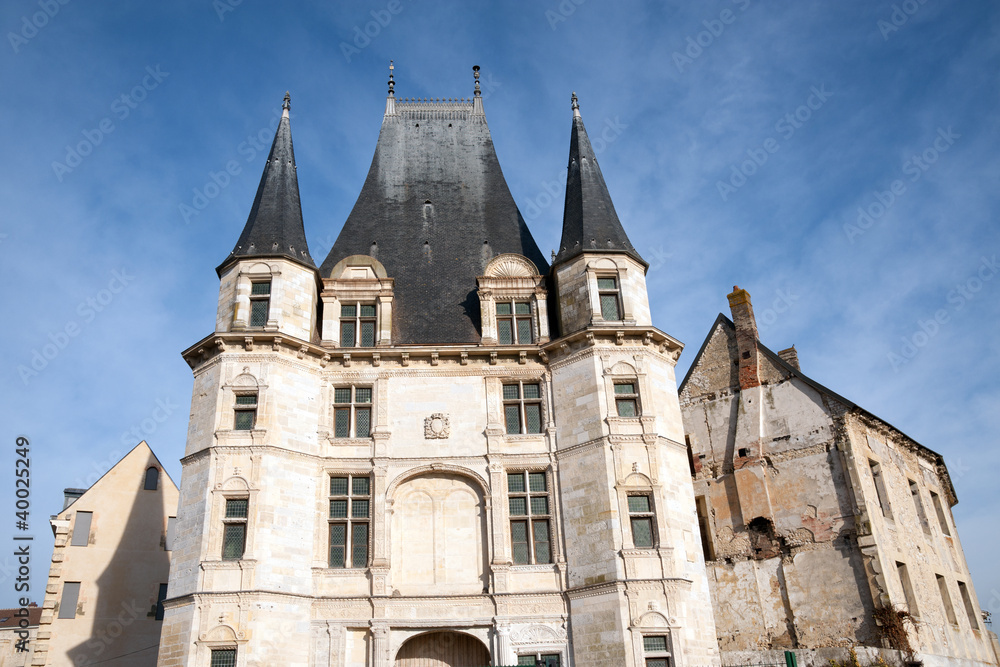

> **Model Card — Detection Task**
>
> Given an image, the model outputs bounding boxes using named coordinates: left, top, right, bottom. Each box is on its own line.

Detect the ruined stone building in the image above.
left=156, top=69, right=719, bottom=667
left=679, top=287, right=1000, bottom=667
left=32, top=441, right=179, bottom=667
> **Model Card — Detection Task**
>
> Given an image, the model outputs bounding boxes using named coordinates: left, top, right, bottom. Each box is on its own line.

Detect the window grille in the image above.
left=333, top=386, right=372, bottom=438
left=222, top=498, right=248, bottom=560
left=234, top=393, right=258, bottom=431
left=249, top=281, right=270, bottom=327
left=496, top=301, right=534, bottom=344
left=628, top=493, right=656, bottom=548
left=210, top=648, right=237, bottom=667
left=597, top=276, right=622, bottom=320
left=614, top=382, right=640, bottom=417
left=502, top=382, right=543, bottom=434
left=329, top=474, right=371, bottom=568
left=341, top=303, right=377, bottom=347
left=508, top=471, right=552, bottom=564
left=643, top=634, right=671, bottom=666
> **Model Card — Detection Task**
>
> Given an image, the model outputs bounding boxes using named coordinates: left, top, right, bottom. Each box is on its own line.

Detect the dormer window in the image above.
left=597, top=276, right=622, bottom=321
left=249, top=281, right=271, bottom=327
left=341, top=304, right=377, bottom=347
left=496, top=301, right=534, bottom=344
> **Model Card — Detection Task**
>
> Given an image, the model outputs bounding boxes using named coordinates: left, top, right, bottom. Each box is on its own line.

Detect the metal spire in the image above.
left=473, top=65, right=481, bottom=97
left=282, top=91, right=291, bottom=119
left=388, top=60, right=395, bottom=97
left=571, top=91, right=580, bottom=118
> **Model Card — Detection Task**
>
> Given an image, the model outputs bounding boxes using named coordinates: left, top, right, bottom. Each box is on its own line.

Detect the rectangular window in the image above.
left=597, top=276, right=622, bottom=320
left=695, top=496, right=714, bottom=560
left=909, top=480, right=930, bottom=534
left=614, top=381, right=640, bottom=417
left=71, top=511, right=92, bottom=547
left=249, top=281, right=270, bottom=327
left=496, top=301, right=534, bottom=344
left=518, top=654, right=560, bottom=666
left=210, top=648, right=237, bottom=667
left=222, top=498, right=248, bottom=560
left=869, top=460, right=892, bottom=519
left=154, top=583, right=168, bottom=621
left=958, top=581, right=980, bottom=630
left=643, top=634, right=671, bottom=666
left=58, top=582, right=81, bottom=619
left=502, top=382, right=543, bottom=434
left=930, top=490, right=951, bottom=536
left=938, top=574, right=958, bottom=625
left=329, top=474, right=371, bottom=568
left=340, top=303, right=377, bottom=347
left=508, top=471, right=552, bottom=564
left=165, top=516, right=177, bottom=551
left=333, top=386, right=372, bottom=438
left=897, top=562, right=919, bottom=616
left=628, top=494, right=656, bottom=548
left=234, top=393, right=258, bottom=431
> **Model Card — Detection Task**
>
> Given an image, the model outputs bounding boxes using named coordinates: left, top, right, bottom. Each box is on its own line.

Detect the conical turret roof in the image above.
left=554, top=93, right=644, bottom=267
left=218, top=93, right=314, bottom=276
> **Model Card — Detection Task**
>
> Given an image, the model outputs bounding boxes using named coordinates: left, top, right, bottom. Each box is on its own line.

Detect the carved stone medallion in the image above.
left=423, top=413, right=450, bottom=439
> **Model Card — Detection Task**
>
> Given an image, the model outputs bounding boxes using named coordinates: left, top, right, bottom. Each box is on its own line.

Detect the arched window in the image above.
left=144, top=467, right=159, bottom=491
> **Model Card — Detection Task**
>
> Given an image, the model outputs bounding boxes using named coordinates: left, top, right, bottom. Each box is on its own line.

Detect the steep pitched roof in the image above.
left=678, top=315, right=957, bottom=501
left=321, top=79, right=548, bottom=345
left=553, top=94, right=644, bottom=267
left=218, top=93, right=315, bottom=276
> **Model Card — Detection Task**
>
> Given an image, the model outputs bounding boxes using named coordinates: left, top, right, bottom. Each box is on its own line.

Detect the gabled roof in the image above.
left=321, top=79, right=548, bottom=344
left=58, top=440, right=177, bottom=516
left=218, top=93, right=315, bottom=276
left=553, top=94, right=644, bottom=268
left=679, top=314, right=956, bottom=501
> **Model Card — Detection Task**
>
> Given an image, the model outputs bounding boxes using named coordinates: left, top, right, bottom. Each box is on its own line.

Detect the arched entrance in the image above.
left=394, top=631, right=491, bottom=667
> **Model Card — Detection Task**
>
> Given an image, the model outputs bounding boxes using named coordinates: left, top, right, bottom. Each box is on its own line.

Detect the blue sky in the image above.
left=1, top=0, right=997, bottom=617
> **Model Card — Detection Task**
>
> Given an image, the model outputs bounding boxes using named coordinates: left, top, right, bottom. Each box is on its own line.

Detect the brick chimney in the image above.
left=778, top=346, right=800, bottom=371
left=727, top=286, right=760, bottom=390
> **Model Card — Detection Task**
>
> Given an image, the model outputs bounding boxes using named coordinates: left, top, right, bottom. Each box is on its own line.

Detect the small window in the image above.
left=249, top=281, right=270, bottom=327
left=958, top=581, right=980, bottom=630
left=222, top=498, right=248, bottom=560
left=628, top=494, right=656, bottom=548
left=502, top=382, right=543, bottom=434
left=909, top=480, right=930, bottom=534
left=597, top=276, right=622, bottom=321
left=340, top=303, right=377, bottom=347
left=868, top=460, right=892, bottom=519
left=518, top=653, right=561, bottom=666
left=234, top=393, right=258, bottom=431
left=329, top=474, right=371, bottom=568
left=508, top=471, right=552, bottom=565
left=695, top=496, right=714, bottom=560
left=614, top=381, right=640, bottom=417
left=210, top=648, right=237, bottom=667
left=897, top=562, right=919, bottom=616
left=144, top=467, right=159, bottom=491
left=58, top=582, right=81, bottom=619
left=643, top=634, right=671, bottom=666
left=930, top=490, right=951, bottom=536
left=71, top=511, right=92, bottom=547
left=938, top=574, right=958, bottom=625
left=154, top=583, right=168, bottom=621
left=496, top=301, right=534, bottom=344
left=333, top=386, right=373, bottom=438
left=165, top=516, right=177, bottom=551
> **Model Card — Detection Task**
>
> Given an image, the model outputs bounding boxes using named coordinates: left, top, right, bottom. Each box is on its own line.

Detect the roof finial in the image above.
left=571, top=91, right=580, bottom=118
left=282, top=91, right=291, bottom=118
left=473, top=65, right=481, bottom=97
left=388, top=60, right=395, bottom=97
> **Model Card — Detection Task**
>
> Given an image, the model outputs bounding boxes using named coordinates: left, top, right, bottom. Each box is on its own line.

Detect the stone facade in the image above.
left=32, top=441, right=178, bottom=667
left=679, top=287, right=999, bottom=667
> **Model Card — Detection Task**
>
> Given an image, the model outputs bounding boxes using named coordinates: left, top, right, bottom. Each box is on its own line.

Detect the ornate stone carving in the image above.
left=424, top=413, right=450, bottom=439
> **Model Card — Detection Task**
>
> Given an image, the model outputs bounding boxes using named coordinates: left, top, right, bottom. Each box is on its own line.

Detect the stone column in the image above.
left=371, top=624, right=389, bottom=667
left=496, top=622, right=516, bottom=666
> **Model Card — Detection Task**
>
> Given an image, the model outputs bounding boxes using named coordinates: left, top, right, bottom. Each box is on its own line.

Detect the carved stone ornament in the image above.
left=424, top=413, right=450, bottom=439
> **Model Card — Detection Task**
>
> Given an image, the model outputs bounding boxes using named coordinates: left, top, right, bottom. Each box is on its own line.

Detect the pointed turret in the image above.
left=217, top=92, right=314, bottom=276
left=553, top=92, right=644, bottom=267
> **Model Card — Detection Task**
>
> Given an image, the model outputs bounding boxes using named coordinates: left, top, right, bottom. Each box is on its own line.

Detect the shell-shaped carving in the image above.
left=248, top=262, right=273, bottom=274
left=510, top=623, right=566, bottom=644
left=202, top=624, right=238, bottom=642
left=588, top=257, right=618, bottom=270
left=610, top=361, right=637, bottom=376
left=232, top=373, right=259, bottom=387
left=484, top=253, right=538, bottom=278
left=623, top=472, right=653, bottom=487
left=636, top=611, right=670, bottom=628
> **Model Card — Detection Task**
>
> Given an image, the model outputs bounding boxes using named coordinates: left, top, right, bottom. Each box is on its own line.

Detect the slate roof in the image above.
left=218, top=94, right=315, bottom=276
left=321, top=97, right=548, bottom=345
left=553, top=95, right=644, bottom=267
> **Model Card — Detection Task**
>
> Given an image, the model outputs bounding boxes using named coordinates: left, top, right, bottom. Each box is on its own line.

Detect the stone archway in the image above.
left=394, top=631, right=491, bottom=667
